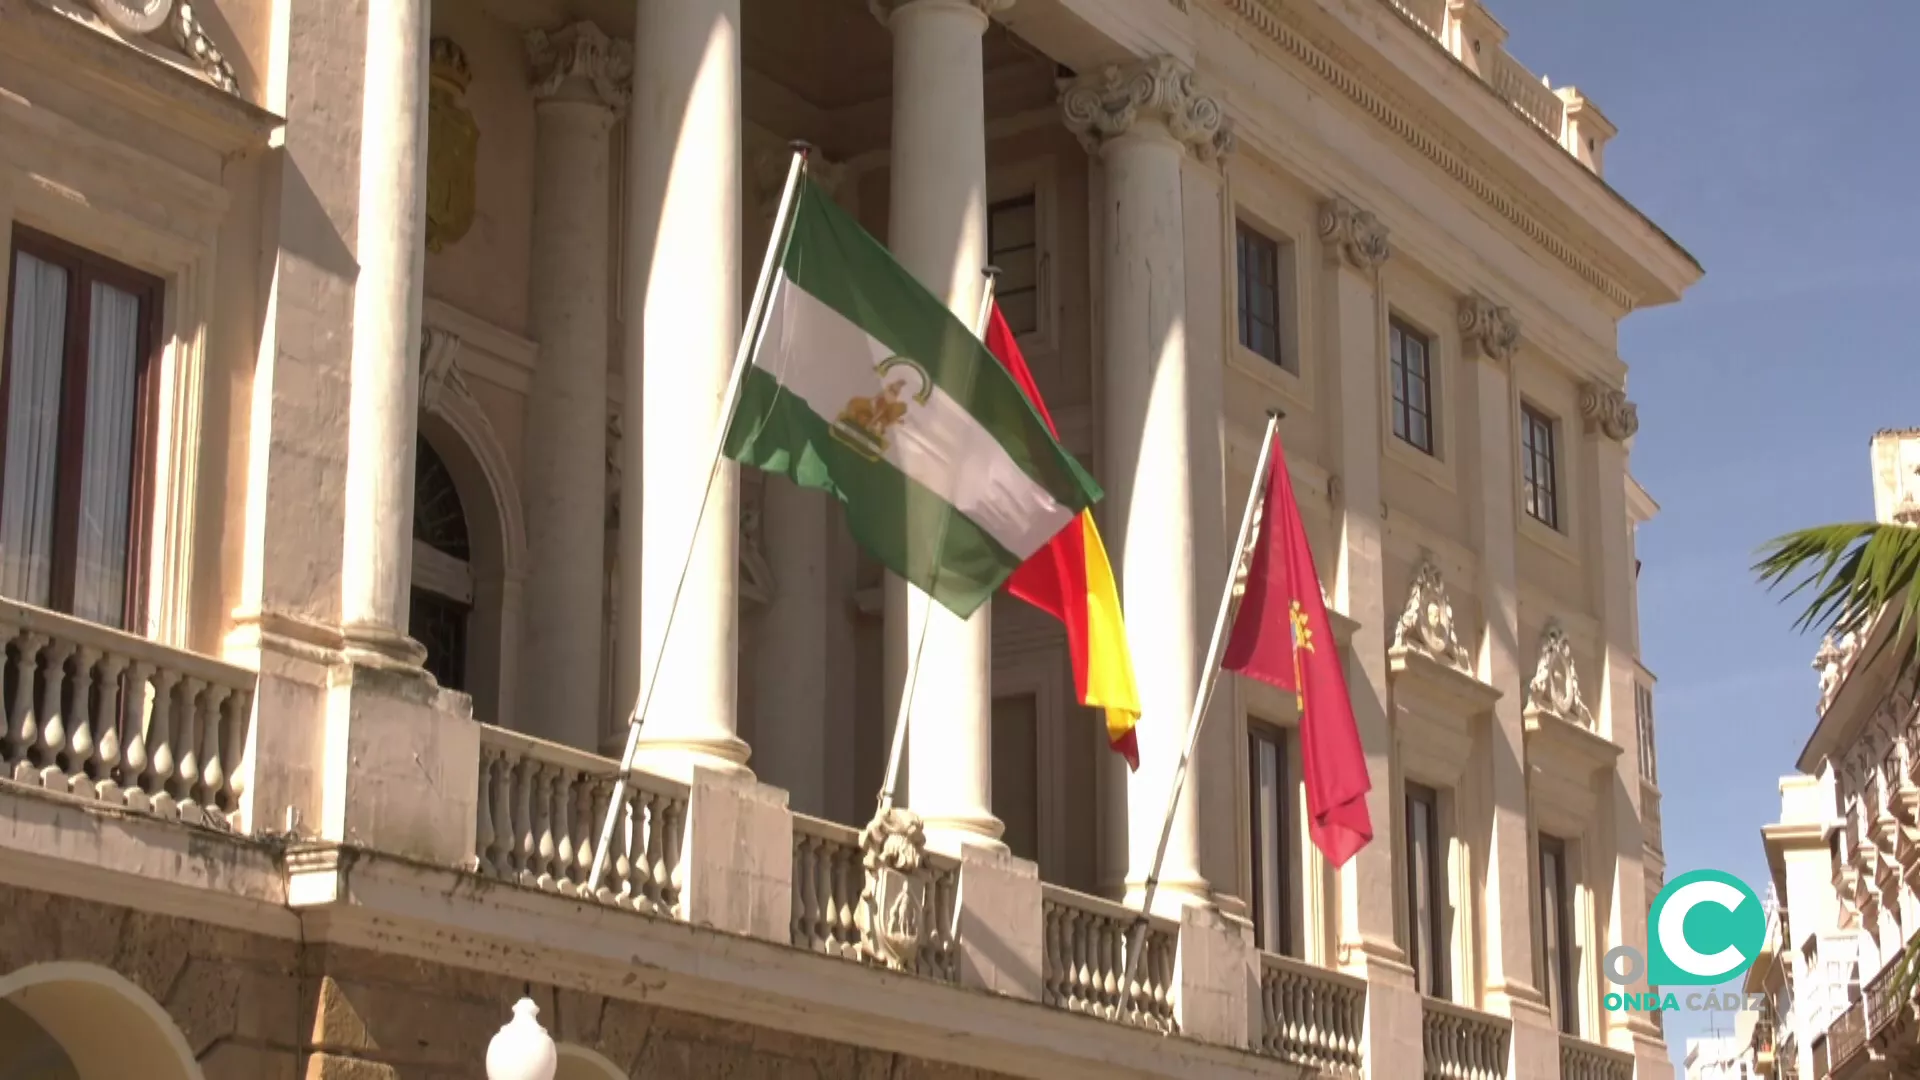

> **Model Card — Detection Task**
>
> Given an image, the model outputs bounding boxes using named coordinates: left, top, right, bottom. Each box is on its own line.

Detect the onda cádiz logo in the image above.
left=1603, top=870, right=1769, bottom=1015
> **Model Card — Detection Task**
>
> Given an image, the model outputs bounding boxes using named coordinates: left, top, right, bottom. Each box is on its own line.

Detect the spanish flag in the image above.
left=984, top=306, right=1143, bottom=768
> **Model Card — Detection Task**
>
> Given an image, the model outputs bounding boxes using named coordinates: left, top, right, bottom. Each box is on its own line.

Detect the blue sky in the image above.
left=1492, top=0, right=1920, bottom=1067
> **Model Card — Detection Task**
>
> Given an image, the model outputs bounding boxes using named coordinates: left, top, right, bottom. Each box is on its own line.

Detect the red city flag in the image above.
left=1221, top=429, right=1373, bottom=866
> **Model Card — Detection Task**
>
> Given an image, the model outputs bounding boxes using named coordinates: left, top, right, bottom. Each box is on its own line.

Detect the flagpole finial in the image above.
left=1267, top=406, right=1286, bottom=421
left=788, top=139, right=814, bottom=160
left=981, top=264, right=1002, bottom=281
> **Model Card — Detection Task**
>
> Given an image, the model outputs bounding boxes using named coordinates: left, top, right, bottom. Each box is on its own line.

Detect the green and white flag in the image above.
left=725, top=178, right=1103, bottom=618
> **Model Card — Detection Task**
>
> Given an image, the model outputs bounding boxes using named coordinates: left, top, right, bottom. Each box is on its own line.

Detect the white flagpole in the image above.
left=1119, top=407, right=1284, bottom=1006
left=875, top=266, right=1000, bottom=813
left=587, top=143, right=812, bottom=893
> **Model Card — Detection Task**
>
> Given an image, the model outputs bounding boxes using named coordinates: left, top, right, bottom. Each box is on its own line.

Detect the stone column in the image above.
left=1458, top=294, right=1558, bottom=1075
left=1318, top=198, right=1420, bottom=1065
left=1062, top=57, right=1231, bottom=911
left=340, top=0, right=432, bottom=666
left=621, top=0, right=750, bottom=779
left=521, top=23, right=630, bottom=750
left=1578, top=382, right=1665, bottom=1067
left=876, top=0, right=1007, bottom=852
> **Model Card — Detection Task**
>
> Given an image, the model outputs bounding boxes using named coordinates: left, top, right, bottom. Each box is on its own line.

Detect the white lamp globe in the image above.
left=486, top=997, right=558, bottom=1080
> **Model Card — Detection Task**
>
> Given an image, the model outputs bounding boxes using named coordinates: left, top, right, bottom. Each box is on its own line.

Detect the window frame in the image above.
left=1520, top=403, right=1560, bottom=531
left=1388, top=318, right=1436, bottom=456
left=0, top=224, right=164, bottom=631
left=1539, top=832, right=1579, bottom=1036
left=1235, top=219, right=1286, bottom=370
left=1248, top=720, right=1298, bottom=957
left=986, top=192, right=1042, bottom=338
left=1405, top=781, right=1449, bottom=999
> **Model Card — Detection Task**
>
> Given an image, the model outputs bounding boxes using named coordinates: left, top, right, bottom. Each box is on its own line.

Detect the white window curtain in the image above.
left=72, top=281, right=140, bottom=628
left=1, top=251, right=68, bottom=608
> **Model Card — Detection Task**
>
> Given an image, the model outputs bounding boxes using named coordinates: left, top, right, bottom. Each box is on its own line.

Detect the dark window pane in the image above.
left=1235, top=221, right=1285, bottom=367
left=991, top=693, right=1040, bottom=862
left=414, top=435, right=471, bottom=559
left=1249, top=724, right=1295, bottom=956
left=411, top=587, right=470, bottom=692
left=988, top=194, right=1041, bottom=336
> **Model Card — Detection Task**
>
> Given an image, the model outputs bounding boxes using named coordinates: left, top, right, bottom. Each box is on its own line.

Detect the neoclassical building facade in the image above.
left=0, top=0, right=1696, bottom=1076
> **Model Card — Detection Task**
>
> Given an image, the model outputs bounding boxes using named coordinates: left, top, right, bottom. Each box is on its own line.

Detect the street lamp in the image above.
left=486, top=996, right=557, bottom=1080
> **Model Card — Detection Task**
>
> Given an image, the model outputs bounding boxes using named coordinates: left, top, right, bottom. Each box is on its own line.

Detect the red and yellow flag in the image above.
left=984, top=307, right=1143, bottom=768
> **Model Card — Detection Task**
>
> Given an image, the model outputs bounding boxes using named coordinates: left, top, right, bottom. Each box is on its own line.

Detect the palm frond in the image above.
left=1754, top=522, right=1920, bottom=687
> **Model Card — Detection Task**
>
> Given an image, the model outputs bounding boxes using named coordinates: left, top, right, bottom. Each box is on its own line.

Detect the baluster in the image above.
left=173, top=676, right=206, bottom=817
left=531, top=764, right=559, bottom=889
left=32, top=639, right=74, bottom=788
left=473, top=749, right=496, bottom=874
left=660, top=797, right=685, bottom=914
left=199, top=685, right=233, bottom=819
left=549, top=769, right=576, bottom=893
left=612, top=789, right=639, bottom=907
left=617, top=789, right=647, bottom=910
left=224, top=688, right=253, bottom=822
left=788, top=837, right=808, bottom=947
left=63, top=645, right=99, bottom=794
left=635, top=789, right=665, bottom=911
left=511, top=756, right=537, bottom=883
left=92, top=653, right=128, bottom=804
left=483, top=752, right=510, bottom=877
left=3, top=631, right=43, bottom=775
left=585, top=780, right=611, bottom=900
left=1065, top=910, right=1087, bottom=1012
left=141, top=669, right=179, bottom=816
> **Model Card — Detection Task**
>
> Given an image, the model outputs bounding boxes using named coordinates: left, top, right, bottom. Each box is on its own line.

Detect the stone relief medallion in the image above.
left=88, top=0, right=171, bottom=35
left=426, top=38, right=479, bottom=254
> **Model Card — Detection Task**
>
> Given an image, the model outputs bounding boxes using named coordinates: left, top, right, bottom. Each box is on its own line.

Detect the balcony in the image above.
left=1421, top=997, right=1510, bottom=1080
left=1257, top=952, right=1367, bottom=1074
left=1559, top=1034, right=1634, bottom=1080
left=1830, top=999, right=1867, bottom=1072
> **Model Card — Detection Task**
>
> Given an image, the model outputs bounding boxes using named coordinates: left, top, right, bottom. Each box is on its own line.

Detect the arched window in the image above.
left=410, top=435, right=472, bottom=691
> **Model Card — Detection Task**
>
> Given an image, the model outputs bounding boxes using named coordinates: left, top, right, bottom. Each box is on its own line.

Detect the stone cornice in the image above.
left=1578, top=382, right=1638, bottom=442
left=526, top=22, right=631, bottom=111
left=1317, top=197, right=1389, bottom=271
left=1059, top=56, right=1235, bottom=163
left=1457, top=294, right=1519, bottom=363
left=1220, top=0, right=1641, bottom=311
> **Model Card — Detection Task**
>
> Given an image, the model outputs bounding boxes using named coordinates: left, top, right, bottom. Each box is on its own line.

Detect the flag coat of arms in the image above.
left=724, top=178, right=1104, bottom=618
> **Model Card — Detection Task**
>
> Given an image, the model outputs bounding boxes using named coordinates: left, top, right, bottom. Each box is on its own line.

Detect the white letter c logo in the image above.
left=1657, top=880, right=1749, bottom=978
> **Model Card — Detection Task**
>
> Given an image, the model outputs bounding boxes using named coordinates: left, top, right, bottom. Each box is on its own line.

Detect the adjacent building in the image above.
left=0, top=0, right=1698, bottom=1075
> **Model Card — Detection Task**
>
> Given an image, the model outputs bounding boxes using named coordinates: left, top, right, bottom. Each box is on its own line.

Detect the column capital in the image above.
left=1579, top=382, right=1640, bottom=441
left=1059, top=56, right=1235, bottom=162
left=526, top=22, right=631, bottom=112
left=1317, top=196, right=1390, bottom=271
left=1457, top=293, right=1520, bottom=364
left=870, top=0, right=1011, bottom=25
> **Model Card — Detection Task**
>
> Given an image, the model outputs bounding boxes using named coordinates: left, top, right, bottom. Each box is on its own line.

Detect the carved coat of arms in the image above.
left=832, top=356, right=931, bottom=461
left=426, top=38, right=478, bottom=254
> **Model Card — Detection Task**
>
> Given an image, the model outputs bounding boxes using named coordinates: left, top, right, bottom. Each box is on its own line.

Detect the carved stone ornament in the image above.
left=418, top=326, right=469, bottom=414
left=1060, top=56, right=1236, bottom=162
left=856, top=805, right=929, bottom=971
left=1578, top=382, right=1640, bottom=442
left=1318, top=197, right=1390, bottom=271
left=1457, top=294, right=1520, bottom=364
left=1526, top=622, right=1593, bottom=728
left=1392, top=556, right=1471, bottom=673
left=1815, top=632, right=1851, bottom=716
left=86, top=0, right=236, bottom=93
left=427, top=38, right=480, bottom=255
left=526, top=22, right=632, bottom=111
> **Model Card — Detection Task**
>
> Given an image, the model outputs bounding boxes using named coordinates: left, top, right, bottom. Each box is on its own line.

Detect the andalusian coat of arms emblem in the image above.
left=831, top=356, right=932, bottom=461
left=426, top=38, right=478, bottom=254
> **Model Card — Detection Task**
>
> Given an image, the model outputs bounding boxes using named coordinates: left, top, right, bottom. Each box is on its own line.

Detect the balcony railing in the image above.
left=1040, top=884, right=1178, bottom=1032
left=1559, top=1034, right=1634, bottom=1080
left=1830, top=999, right=1867, bottom=1071
left=472, top=726, right=687, bottom=917
left=1383, top=0, right=1445, bottom=37
left=788, top=811, right=960, bottom=983
left=1257, top=951, right=1366, bottom=1074
left=1421, top=997, right=1510, bottom=1080
left=1488, top=50, right=1566, bottom=137
left=0, top=599, right=255, bottom=828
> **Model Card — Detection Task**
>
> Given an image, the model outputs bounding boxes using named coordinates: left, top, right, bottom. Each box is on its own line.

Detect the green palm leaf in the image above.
left=1754, top=523, right=1920, bottom=686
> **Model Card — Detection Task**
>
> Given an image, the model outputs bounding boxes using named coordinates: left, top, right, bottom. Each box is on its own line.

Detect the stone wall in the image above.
left=0, top=883, right=1020, bottom=1080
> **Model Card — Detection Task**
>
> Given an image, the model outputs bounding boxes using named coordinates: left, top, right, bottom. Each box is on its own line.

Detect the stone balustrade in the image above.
left=0, top=598, right=254, bottom=828
left=472, top=726, right=687, bottom=917
left=1488, top=50, right=1566, bottom=137
left=1039, top=884, right=1178, bottom=1033
left=1383, top=0, right=1445, bottom=36
left=1257, top=951, right=1366, bottom=1074
left=1421, top=998, right=1510, bottom=1080
left=1558, top=1035, right=1633, bottom=1080
left=788, top=811, right=960, bottom=983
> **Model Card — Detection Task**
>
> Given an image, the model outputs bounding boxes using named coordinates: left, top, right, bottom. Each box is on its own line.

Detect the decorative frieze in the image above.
left=1526, top=622, right=1593, bottom=728
left=1457, top=294, right=1520, bottom=363
left=1579, top=382, right=1639, bottom=442
left=1317, top=197, right=1390, bottom=271
left=1060, top=56, right=1236, bottom=162
left=1392, top=557, right=1471, bottom=673
left=526, top=22, right=633, bottom=111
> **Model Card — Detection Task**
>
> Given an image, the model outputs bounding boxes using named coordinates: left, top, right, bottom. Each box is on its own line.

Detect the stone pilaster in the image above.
left=520, top=22, right=629, bottom=750
left=877, top=0, right=1005, bottom=853
left=1061, top=56, right=1230, bottom=910
left=620, top=0, right=751, bottom=780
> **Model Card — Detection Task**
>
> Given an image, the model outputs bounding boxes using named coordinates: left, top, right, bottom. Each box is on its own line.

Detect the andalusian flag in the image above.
left=984, top=308, right=1143, bottom=769
left=725, top=179, right=1104, bottom=617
